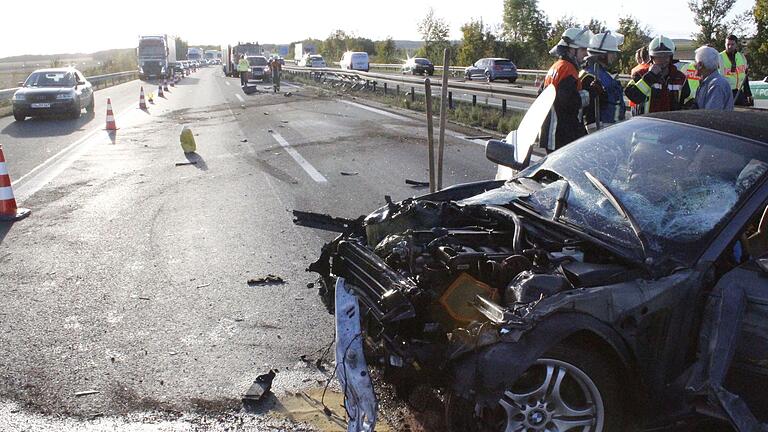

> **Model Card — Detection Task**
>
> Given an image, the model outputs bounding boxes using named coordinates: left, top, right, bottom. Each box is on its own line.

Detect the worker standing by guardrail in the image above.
left=581, top=31, right=626, bottom=128
left=625, top=36, right=691, bottom=113
left=237, top=55, right=250, bottom=87
left=539, top=27, right=593, bottom=153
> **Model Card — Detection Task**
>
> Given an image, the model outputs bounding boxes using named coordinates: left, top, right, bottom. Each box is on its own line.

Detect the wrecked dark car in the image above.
left=299, top=110, right=768, bottom=432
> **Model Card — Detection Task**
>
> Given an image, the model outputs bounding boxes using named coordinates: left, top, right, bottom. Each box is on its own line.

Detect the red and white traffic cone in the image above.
left=105, top=98, right=118, bottom=131
left=0, top=145, right=31, bottom=222
left=139, top=87, right=148, bottom=110
left=158, top=84, right=165, bottom=98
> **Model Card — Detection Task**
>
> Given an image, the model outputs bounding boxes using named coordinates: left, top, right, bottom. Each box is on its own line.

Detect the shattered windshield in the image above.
left=466, top=118, right=768, bottom=265
left=25, top=72, right=75, bottom=87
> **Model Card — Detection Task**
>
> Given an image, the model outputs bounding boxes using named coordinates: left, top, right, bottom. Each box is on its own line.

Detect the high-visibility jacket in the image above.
left=580, top=62, right=626, bottom=126
left=237, top=58, right=250, bottom=72
left=720, top=51, right=747, bottom=91
left=628, top=63, right=650, bottom=114
left=539, top=58, right=589, bottom=153
left=681, top=62, right=700, bottom=105
left=625, top=64, right=691, bottom=114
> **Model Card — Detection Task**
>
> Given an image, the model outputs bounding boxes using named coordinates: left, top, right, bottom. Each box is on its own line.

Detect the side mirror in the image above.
left=485, top=131, right=532, bottom=171
left=17, top=82, right=24, bottom=87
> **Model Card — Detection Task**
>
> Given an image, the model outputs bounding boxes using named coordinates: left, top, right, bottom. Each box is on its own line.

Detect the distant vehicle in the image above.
left=402, top=57, right=434, bottom=76
left=173, top=61, right=187, bottom=76
left=137, top=34, right=176, bottom=80
left=247, top=55, right=270, bottom=81
left=294, top=43, right=316, bottom=62
left=340, top=51, right=369, bottom=72
left=204, top=49, right=219, bottom=63
left=12, top=68, right=94, bottom=121
left=465, top=58, right=518, bottom=83
left=187, top=47, right=203, bottom=62
left=300, top=54, right=326, bottom=68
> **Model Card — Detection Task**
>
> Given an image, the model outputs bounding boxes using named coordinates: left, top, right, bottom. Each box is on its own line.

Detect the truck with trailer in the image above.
left=137, top=35, right=176, bottom=80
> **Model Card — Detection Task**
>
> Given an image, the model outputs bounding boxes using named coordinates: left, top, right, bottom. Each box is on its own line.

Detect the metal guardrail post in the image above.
left=472, top=95, right=477, bottom=106
left=502, top=99, right=507, bottom=116
left=396, top=84, right=400, bottom=95
left=448, top=92, right=453, bottom=109
left=411, top=87, right=415, bottom=102
left=383, top=82, right=387, bottom=95
left=372, top=81, right=377, bottom=92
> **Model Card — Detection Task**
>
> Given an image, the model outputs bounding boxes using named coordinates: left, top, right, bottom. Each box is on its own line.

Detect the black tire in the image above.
left=485, top=72, right=493, bottom=82
left=446, top=343, right=626, bottom=432
left=13, top=111, right=25, bottom=122
left=427, top=71, right=434, bottom=76
left=465, top=73, right=471, bottom=81
left=85, top=96, right=95, bottom=114
left=508, top=77, right=517, bottom=84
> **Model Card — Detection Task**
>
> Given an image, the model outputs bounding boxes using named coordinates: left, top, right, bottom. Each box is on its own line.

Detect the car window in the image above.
left=248, top=57, right=268, bottom=66
left=494, top=60, right=513, bottom=66
left=25, top=71, right=75, bottom=87
left=468, top=118, right=768, bottom=266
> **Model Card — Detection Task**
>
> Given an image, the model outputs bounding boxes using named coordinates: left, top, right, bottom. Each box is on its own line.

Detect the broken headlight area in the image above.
left=303, top=197, right=645, bottom=386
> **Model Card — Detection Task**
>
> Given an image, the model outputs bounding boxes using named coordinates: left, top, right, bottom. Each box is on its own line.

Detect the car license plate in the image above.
left=31, top=103, right=51, bottom=108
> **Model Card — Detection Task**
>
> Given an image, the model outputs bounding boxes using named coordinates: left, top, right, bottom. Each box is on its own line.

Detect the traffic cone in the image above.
left=0, top=145, right=31, bottom=222
left=180, top=126, right=196, bottom=153
left=163, top=80, right=169, bottom=92
left=158, top=84, right=165, bottom=98
left=105, top=98, right=117, bottom=131
left=139, top=87, right=148, bottom=110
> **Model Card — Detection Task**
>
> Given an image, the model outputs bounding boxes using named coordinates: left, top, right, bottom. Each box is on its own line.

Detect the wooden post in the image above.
left=425, top=79, right=436, bottom=193
left=437, top=48, right=450, bottom=191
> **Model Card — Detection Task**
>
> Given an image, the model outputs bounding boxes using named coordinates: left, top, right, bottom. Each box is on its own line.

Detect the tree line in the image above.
left=288, top=0, right=768, bottom=78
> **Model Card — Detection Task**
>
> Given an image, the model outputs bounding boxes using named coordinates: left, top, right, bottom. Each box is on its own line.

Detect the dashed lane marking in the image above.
left=269, top=132, right=328, bottom=184
left=225, top=81, right=231, bottom=86
left=235, top=93, right=245, bottom=103
left=340, top=100, right=412, bottom=122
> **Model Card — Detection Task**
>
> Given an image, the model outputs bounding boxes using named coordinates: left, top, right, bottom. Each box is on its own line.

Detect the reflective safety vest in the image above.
left=237, top=59, right=250, bottom=72
left=720, top=51, right=747, bottom=91
left=682, top=62, right=700, bottom=104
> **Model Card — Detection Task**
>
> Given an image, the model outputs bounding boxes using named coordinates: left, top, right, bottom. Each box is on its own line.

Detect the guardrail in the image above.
left=0, top=70, right=138, bottom=102
left=285, top=65, right=541, bottom=114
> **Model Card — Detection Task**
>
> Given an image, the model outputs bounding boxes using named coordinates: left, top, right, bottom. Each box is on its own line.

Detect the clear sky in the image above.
left=0, top=0, right=755, bottom=58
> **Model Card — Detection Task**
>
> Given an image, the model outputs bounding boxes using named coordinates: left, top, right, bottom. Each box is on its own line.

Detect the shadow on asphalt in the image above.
left=0, top=221, right=12, bottom=246
left=184, top=152, right=208, bottom=171
left=1, top=111, right=96, bottom=138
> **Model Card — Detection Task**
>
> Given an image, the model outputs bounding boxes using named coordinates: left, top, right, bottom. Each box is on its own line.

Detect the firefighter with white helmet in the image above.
left=539, top=27, right=593, bottom=153
left=581, top=31, right=626, bottom=128
left=625, top=35, right=692, bottom=113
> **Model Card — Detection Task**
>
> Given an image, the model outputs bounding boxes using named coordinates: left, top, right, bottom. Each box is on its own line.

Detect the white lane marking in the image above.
left=13, top=104, right=139, bottom=202
left=340, top=100, right=412, bottom=122
left=12, top=104, right=137, bottom=186
left=235, top=93, right=245, bottom=103
left=225, top=81, right=231, bottom=86
left=269, top=132, right=327, bottom=183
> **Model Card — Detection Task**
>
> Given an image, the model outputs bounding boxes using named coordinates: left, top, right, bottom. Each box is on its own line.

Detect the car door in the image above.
left=719, top=258, right=768, bottom=420
left=470, top=60, right=483, bottom=77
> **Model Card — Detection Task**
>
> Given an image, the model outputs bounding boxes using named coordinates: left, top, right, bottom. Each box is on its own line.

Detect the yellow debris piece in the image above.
left=180, top=126, right=196, bottom=153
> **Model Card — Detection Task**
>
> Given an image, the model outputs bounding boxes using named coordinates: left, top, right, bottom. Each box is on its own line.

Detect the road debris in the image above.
left=268, top=129, right=274, bottom=133
left=242, top=369, right=277, bottom=403
left=74, top=390, right=100, bottom=397
left=247, top=275, right=285, bottom=286
left=130, top=295, right=151, bottom=300
left=195, top=283, right=211, bottom=289
left=405, top=179, right=430, bottom=187
left=174, top=161, right=198, bottom=166
left=284, top=92, right=292, bottom=97
left=263, top=112, right=269, bottom=115
left=306, top=282, right=315, bottom=289
left=240, top=139, right=248, bottom=142
left=340, top=171, right=359, bottom=176
left=463, top=135, right=493, bottom=140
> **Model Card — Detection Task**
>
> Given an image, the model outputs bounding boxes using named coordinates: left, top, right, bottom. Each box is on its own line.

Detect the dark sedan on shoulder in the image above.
left=465, top=57, right=518, bottom=83
left=402, top=57, right=434, bottom=75
left=12, top=68, right=94, bottom=121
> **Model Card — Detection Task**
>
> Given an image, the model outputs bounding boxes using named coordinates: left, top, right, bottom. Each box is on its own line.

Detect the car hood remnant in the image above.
left=297, top=115, right=768, bottom=431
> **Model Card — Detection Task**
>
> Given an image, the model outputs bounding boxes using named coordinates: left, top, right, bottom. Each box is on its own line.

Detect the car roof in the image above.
left=645, top=110, right=768, bottom=144
left=32, top=68, right=78, bottom=74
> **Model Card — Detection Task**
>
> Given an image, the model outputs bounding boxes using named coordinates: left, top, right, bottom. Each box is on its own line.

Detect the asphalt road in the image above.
left=0, top=66, right=497, bottom=430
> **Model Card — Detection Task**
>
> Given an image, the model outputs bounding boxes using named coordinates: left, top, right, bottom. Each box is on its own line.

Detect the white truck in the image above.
left=187, top=47, right=203, bottom=62
left=137, top=35, right=176, bottom=80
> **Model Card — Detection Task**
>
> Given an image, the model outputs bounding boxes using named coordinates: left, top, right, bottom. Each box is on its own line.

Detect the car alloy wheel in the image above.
left=486, top=72, right=493, bottom=82
left=499, top=358, right=604, bottom=431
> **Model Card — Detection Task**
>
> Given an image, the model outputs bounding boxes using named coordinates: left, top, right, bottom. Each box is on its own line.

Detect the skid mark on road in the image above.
left=269, top=132, right=328, bottom=183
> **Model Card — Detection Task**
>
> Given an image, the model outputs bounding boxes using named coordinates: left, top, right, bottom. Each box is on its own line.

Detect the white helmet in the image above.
left=558, top=27, right=594, bottom=49
left=649, top=35, right=675, bottom=56
left=588, top=31, right=624, bottom=54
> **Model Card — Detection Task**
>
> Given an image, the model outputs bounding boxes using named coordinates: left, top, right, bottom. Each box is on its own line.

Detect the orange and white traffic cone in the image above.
left=105, top=98, right=118, bottom=131
left=0, top=145, right=31, bottom=222
left=158, top=84, right=165, bottom=98
left=139, top=87, right=148, bottom=110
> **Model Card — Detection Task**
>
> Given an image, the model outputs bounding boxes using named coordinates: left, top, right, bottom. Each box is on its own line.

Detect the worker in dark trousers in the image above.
left=237, top=55, right=250, bottom=87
